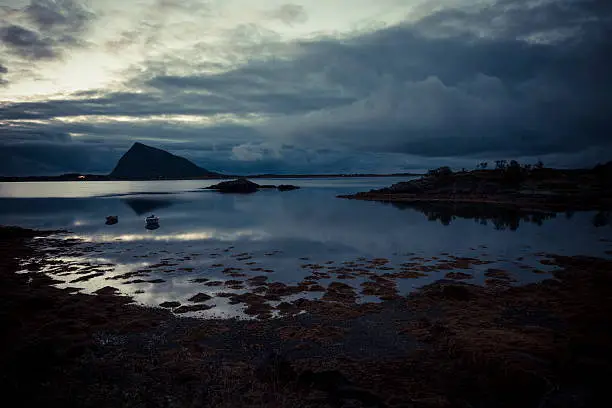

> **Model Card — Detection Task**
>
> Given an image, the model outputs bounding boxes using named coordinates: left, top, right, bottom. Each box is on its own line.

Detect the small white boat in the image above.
left=145, top=214, right=160, bottom=229
left=105, top=215, right=118, bottom=225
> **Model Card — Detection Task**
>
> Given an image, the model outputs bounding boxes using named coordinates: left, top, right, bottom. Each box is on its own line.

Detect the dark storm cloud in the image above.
left=2, top=0, right=612, bottom=176
left=415, top=0, right=612, bottom=40
left=0, top=24, right=58, bottom=59
left=264, top=0, right=612, bottom=159
left=25, top=0, right=93, bottom=31
left=0, top=62, right=7, bottom=85
left=0, top=71, right=353, bottom=120
left=266, top=4, right=308, bottom=25
left=0, top=0, right=94, bottom=61
left=0, top=141, right=120, bottom=176
left=136, top=0, right=612, bottom=161
left=147, top=72, right=353, bottom=114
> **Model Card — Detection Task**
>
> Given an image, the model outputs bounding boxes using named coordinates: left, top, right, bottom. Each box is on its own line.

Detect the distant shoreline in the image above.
left=0, top=173, right=421, bottom=182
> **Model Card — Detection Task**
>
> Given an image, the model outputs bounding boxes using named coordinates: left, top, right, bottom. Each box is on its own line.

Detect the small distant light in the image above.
left=78, top=175, right=86, bottom=179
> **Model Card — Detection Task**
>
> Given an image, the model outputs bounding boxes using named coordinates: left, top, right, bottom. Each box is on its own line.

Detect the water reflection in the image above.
left=123, top=198, right=175, bottom=215
left=388, top=201, right=558, bottom=230
left=593, top=211, right=611, bottom=227
left=3, top=179, right=612, bottom=317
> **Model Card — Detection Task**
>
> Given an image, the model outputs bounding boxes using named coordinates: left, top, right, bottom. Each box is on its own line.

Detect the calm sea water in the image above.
left=1, top=178, right=611, bottom=317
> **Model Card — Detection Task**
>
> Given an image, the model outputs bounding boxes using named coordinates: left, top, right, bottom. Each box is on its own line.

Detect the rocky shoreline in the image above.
left=339, top=165, right=612, bottom=212
left=2, top=226, right=612, bottom=407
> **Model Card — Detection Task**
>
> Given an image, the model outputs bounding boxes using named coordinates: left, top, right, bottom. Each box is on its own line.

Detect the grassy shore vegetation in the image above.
left=340, top=160, right=612, bottom=212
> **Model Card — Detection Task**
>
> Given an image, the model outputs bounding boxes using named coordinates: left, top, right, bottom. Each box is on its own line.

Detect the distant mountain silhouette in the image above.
left=110, top=142, right=220, bottom=179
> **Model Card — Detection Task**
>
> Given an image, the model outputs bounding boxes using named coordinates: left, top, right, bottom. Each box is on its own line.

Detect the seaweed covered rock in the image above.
left=205, top=179, right=300, bottom=194
left=206, top=178, right=260, bottom=194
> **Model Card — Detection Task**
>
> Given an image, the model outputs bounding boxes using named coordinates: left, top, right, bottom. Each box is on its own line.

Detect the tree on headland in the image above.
left=480, top=159, right=544, bottom=173
left=495, top=160, right=508, bottom=170
left=427, top=166, right=453, bottom=178
left=504, top=159, right=524, bottom=185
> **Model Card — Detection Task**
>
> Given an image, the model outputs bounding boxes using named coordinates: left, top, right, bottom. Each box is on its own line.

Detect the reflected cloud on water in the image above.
left=69, top=229, right=271, bottom=243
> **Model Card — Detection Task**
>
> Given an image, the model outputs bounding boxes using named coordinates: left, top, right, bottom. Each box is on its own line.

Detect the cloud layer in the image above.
left=1, top=0, right=611, bottom=175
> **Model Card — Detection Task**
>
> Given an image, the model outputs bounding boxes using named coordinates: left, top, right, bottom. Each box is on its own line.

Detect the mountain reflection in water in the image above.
left=122, top=198, right=175, bottom=215
left=389, top=201, right=560, bottom=230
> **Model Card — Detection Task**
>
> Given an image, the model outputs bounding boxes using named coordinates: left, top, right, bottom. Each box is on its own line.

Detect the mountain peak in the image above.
left=110, top=142, right=219, bottom=179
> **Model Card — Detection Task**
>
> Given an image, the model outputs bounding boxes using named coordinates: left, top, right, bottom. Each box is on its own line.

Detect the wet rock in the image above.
left=422, top=282, right=476, bottom=301
left=445, top=272, right=473, bottom=280
left=245, top=302, right=273, bottom=319
left=62, top=287, right=82, bottom=293
left=94, top=286, right=119, bottom=296
left=484, top=268, right=516, bottom=281
left=278, top=184, right=300, bottom=191
left=224, top=280, right=243, bottom=286
left=247, top=275, right=269, bottom=286
left=174, top=304, right=215, bottom=313
left=206, top=178, right=260, bottom=194
left=276, top=302, right=297, bottom=314
left=323, top=282, right=357, bottom=303
left=485, top=278, right=511, bottom=288
left=265, top=282, right=303, bottom=297
left=70, top=272, right=105, bottom=283
left=159, top=301, right=181, bottom=308
left=361, top=278, right=398, bottom=299
left=188, top=293, right=212, bottom=303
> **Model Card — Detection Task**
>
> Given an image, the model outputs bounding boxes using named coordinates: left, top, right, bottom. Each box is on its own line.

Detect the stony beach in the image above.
left=2, top=226, right=612, bottom=407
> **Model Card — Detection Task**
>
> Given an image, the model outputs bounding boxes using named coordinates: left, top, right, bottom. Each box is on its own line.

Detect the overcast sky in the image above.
left=1, top=0, right=611, bottom=175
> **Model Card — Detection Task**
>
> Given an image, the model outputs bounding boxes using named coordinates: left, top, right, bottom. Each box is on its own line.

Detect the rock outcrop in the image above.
left=206, top=179, right=300, bottom=194
left=206, top=178, right=260, bottom=193
left=278, top=184, right=300, bottom=191
left=339, top=167, right=612, bottom=212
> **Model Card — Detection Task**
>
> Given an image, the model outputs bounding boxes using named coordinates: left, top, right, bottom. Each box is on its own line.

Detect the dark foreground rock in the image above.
left=206, top=178, right=300, bottom=194
left=2, top=226, right=612, bottom=408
